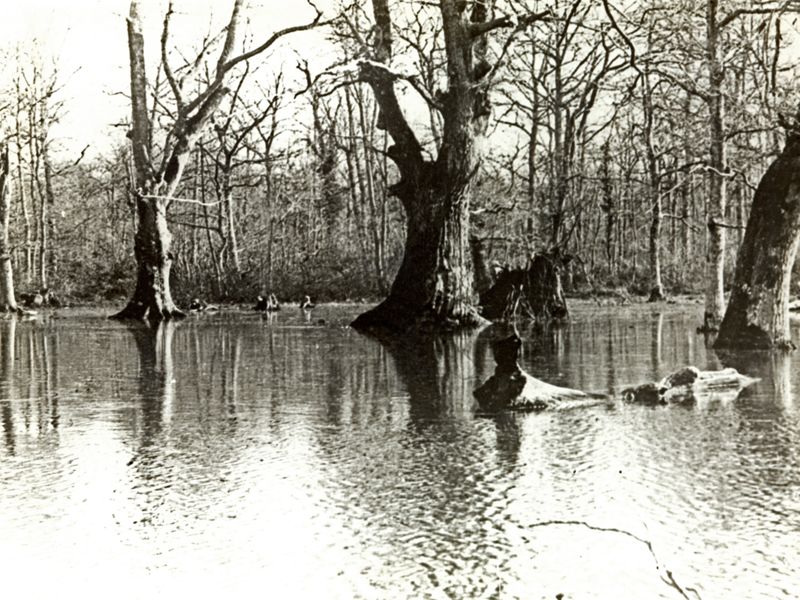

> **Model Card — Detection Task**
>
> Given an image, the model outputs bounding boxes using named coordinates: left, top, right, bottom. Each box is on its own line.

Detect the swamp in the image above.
left=1, top=304, right=799, bottom=598
left=3, top=0, right=800, bottom=598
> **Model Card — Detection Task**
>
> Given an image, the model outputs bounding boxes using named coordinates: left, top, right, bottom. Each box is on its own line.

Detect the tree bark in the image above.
left=0, top=142, right=20, bottom=313
left=353, top=164, right=483, bottom=331
left=643, top=64, right=665, bottom=302
left=714, top=122, right=800, bottom=350
left=114, top=191, right=182, bottom=320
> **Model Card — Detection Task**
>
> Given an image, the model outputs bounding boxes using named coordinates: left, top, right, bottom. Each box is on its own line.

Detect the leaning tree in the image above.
left=114, top=0, right=322, bottom=321
left=714, top=107, right=800, bottom=350
left=347, top=0, right=548, bottom=333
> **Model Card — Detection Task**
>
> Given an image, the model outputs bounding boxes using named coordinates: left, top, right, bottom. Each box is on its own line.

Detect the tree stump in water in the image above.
left=479, top=251, right=571, bottom=322
left=622, top=366, right=758, bottom=404
left=474, top=333, right=607, bottom=411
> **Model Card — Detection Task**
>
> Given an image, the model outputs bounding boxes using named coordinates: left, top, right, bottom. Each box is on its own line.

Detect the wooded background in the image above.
left=1, top=0, right=799, bottom=304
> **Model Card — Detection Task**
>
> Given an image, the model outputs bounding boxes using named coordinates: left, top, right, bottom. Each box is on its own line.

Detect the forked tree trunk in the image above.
left=114, top=0, right=320, bottom=320
left=113, top=1, right=184, bottom=322
left=714, top=125, right=800, bottom=349
left=0, top=142, right=20, bottom=313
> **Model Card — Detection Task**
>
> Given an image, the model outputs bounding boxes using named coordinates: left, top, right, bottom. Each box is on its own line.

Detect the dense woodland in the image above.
left=1, top=0, right=800, bottom=341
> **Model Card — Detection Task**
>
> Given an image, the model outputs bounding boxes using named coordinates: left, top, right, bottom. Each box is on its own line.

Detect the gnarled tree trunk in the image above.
left=714, top=120, right=800, bottom=350
left=355, top=164, right=480, bottom=331
left=479, top=252, right=569, bottom=322
left=115, top=191, right=182, bottom=319
left=352, top=0, right=547, bottom=333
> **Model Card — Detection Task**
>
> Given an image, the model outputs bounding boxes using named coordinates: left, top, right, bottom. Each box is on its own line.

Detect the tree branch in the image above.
left=468, top=10, right=550, bottom=38
left=161, top=0, right=185, bottom=115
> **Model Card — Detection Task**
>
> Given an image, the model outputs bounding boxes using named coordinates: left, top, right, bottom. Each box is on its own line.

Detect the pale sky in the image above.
left=1, top=0, right=334, bottom=159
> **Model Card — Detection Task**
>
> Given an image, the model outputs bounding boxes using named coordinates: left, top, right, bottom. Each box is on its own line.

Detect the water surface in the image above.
left=1, top=305, right=798, bottom=599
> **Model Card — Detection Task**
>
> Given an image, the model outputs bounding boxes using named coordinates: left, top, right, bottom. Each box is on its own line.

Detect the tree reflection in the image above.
left=377, top=326, right=523, bottom=464
left=716, top=349, right=793, bottom=408
left=651, top=312, right=663, bottom=379
left=0, top=316, right=17, bottom=454
left=379, top=330, right=480, bottom=426
left=127, top=320, right=176, bottom=448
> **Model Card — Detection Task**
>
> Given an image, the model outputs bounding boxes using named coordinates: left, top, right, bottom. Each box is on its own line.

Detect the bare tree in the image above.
left=347, top=0, right=549, bottom=332
left=113, top=0, right=322, bottom=321
left=0, top=140, right=19, bottom=312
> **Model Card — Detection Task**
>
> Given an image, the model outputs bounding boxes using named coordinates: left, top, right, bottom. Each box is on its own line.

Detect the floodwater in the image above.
left=0, top=304, right=798, bottom=599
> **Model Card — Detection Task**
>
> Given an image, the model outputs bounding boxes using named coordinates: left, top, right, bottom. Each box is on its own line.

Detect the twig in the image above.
left=524, top=519, right=700, bottom=600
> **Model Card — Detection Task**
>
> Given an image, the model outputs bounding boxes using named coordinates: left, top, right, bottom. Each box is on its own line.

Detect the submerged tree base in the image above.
left=110, top=301, right=186, bottom=323
left=352, top=297, right=487, bottom=335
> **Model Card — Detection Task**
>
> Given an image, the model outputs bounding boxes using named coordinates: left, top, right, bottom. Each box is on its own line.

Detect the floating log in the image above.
left=474, top=333, right=607, bottom=411
left=622, top=366, right=758, bottom=404
left=475, top=335, right=758, bottom=411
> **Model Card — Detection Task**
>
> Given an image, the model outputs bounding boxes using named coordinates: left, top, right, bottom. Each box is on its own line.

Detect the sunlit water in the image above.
left=1, top=304, right=798, bottom=599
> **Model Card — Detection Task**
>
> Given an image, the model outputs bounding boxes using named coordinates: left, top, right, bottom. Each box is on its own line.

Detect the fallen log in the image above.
left=789, top=299, right=800, bottom=312
left=475, top=334, right=759, bottom=411
left=622, top=366, right=758, bottom=404
left=474, top=333, right=608, bottom=411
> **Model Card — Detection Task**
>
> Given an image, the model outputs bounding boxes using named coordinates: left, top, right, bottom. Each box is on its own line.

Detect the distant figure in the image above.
left=300, top=295, right=315, bottom=310
left=267, top=293, right=281, bottom=312
left=189, top=298, right=218, bottom=312
left=253, top=295, right=268, bottom=311
left=20, top=292, right=44, bottom=308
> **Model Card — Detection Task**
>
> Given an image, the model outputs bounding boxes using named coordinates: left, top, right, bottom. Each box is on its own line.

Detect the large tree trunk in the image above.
left=114, top=192, right=182, bottom=320
left=352, top=170, right=482, bottom=332
left=714, top=126, right=800, bottom=350
left=0, top=142, right=20, bottom=313
left=113, top=1, right=184, bottom=321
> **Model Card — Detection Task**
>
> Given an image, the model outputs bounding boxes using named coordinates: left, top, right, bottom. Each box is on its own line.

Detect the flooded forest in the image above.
left=2, top=1, right=800, bottom=599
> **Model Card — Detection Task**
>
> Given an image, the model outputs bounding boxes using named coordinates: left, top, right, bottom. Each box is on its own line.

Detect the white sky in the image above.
left=0, top=0, right=334, bottom=159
